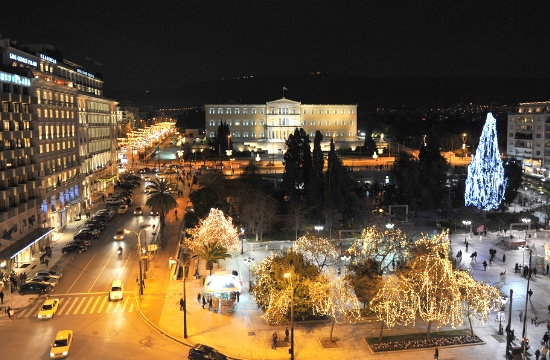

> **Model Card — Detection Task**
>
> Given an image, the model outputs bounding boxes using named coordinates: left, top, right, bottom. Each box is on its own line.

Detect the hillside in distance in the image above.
left=106, top=74, right=550, bottom=110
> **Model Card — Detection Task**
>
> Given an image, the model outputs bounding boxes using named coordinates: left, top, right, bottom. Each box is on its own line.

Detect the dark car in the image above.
left=73, top=232, right=95, bottom=241
left=140, top=167, right=151, bottom=173
left=69, top=240, right=91, bottom=248
left=62, top=244, right=87, bottom=254
left=19, top=282, right=51, bottom=295
left=85, top=221, right=105, bottom=230
left=188, top=344, right=227, bottom=360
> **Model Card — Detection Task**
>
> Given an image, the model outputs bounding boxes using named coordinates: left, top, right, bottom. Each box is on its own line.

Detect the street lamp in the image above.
left=125, top=226, right=151, bottom=295
left=181, top=255, right=198, bottom=338
left=314, top=225, right=323, bottom=234
left=521, top=248, right=533, bottom=360
left=240, top=228, right=245, bottom=255
left=522, top=218, right=531, bottom=239
left=284, top=259, right=295, bottom=360
left=243, top=257, right=255, bottom=292
left=385, top=223, right=394, bottom=230
left=462, top=220, right=472, bottom=237
left=462, top=133, right=467, bottom=159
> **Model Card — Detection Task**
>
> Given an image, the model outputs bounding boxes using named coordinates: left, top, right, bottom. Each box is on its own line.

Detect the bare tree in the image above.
left=242, top=190, right=278, bottom=241
left=285, top=202, right=308, bottom=241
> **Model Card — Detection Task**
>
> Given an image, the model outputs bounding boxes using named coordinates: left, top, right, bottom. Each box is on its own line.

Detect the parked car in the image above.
left=69, top=240, right=91, bottom=248
left=73, top=232, right=96, bottom=241
left=62, top=244, right=87, bottom=254
left=188, top=344, right=227, bottom=360
left=19, top=282, right=51, bottom=295
left=27, top=275, right=58, bottom=287
left=105, top=197, right=121, bottom=205
left=50, top=330, right=73, bottom=359
left=38, top=298, right=59, bottom=319
left=117, top=205, right=128, bottom=214
left=78, top=227, right=100, bottom=236
left=36, top=269, right=62, bottom=279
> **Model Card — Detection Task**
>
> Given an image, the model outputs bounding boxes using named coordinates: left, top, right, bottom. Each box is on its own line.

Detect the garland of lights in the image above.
left=185, top=208, right=241, bottom=254
left=464, top=112, right=507, bottom=210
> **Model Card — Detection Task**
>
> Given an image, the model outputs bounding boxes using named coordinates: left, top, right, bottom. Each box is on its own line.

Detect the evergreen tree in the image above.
left=465, top=112, right=507, bottom=210
left=209, top=121, right=231, bottom=156
left=307, top=131, right=325, bottom=221
left=418, top=131, right=449, bottom=209
left=283, top=128, right=312, bottom=202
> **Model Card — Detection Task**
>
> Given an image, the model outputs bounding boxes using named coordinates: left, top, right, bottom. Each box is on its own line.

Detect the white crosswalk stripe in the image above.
left=21, top=295, right=134, bottom=318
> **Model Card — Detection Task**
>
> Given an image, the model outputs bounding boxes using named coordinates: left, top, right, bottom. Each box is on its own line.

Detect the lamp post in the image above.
left=385, top=223, right=394, bottom=230
left=462, top=133, right=467, bottom=159
left=521, top=249, right=533, bottom=359
left=462, top=220, right=472, bottom=237
left=284, top=259, right=295, bottom=360
left=314, top=225, right=323, bottom=234
left=181, top=255, right=198, bottom=338
left=522, top=218, right=531, bottom=240
left=240, top=228, right=245, bottom=255
left=243, top=257, right=255, bottom=292
left=125, top=226, right=151, bottom=295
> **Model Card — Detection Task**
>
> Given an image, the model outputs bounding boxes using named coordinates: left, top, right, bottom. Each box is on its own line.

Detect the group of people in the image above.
left=271, top=328, right=291, bottom=350
left=488, top=248, right=497, bottom=263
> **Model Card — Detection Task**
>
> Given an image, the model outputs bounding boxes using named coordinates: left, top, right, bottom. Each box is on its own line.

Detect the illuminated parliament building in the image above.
left=205, top=98, right=358, bottom=154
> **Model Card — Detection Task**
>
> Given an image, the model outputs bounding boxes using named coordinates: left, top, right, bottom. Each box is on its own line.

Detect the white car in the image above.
left=36, top=269, right=62, bottom=279
left=28, top=275, right=58, bottom=287
left=109, top=280, right=124, bottom=301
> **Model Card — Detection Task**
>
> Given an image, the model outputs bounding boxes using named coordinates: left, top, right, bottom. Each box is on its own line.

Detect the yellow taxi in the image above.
left=50, top=330, right=73, bottom=359
left=38, top=298, right=59, bottom=319
left=114, top=228, right=126, bottom=241
left=117, top=204, right=128, bottom=214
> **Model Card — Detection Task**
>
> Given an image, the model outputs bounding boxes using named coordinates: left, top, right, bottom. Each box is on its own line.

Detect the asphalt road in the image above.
left=0, top=186, right=189, bottom=359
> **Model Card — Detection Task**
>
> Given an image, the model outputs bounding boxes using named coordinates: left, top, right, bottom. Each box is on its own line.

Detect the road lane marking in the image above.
left=128, top=300, right=134, bottom=312
left=64, top=297, right=79, bottom=314
left=87, top=251, right=116, bottom=293
left=57, top=298, right=71, bottom=315
left=97, top=297, right=108, bottom=313
left=21, top=303, right=39, bottom=318
left=81, top=297, right=94, bottom=314
left=89, top=296, right=101, bottom=313
left=105, top=301, right=113, bottom=313
left=113, top=302, right=120, bottom=313
left=73, top=297, right=87, bottom=314
left=121, top=297, right=130, bottom=312
left=66, top=253, right=97, bottom=294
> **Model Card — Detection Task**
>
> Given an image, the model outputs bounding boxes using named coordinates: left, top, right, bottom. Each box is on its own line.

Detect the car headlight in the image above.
left=62, top=351, right=68, bottom=355
left=50, top=352, right=55, bottom=357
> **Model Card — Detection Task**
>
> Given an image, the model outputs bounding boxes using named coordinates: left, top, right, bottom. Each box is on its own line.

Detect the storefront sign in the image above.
left=76, top=68, right=94, bottom=78
left=40, top=54, right=57, bottom=64
left=9, top=52, right=37, bottom=67
left=0, top=71, right=31, bottom=87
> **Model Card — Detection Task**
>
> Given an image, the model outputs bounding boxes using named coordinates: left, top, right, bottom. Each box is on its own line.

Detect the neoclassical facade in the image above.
left=205, top=98, right=358, bottom=154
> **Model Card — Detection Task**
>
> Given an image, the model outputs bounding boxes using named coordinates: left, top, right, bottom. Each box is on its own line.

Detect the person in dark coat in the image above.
left=180, top=298, right=184, bottom=311
left=202, top=296, right=206, bottom=309
left=197, top=293, right=201, bottom=304
left=434, top=347, right=439, bottom=359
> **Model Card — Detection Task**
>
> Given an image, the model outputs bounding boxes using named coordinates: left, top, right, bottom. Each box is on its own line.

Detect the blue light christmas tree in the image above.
left=465, top=112, right=507, bottom=210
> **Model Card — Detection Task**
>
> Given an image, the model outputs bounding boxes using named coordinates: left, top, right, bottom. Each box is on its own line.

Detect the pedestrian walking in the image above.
left=202, top=296, right=206, bottom=309
left=44, top=259, right=49, bottom=267
left=434, top=347, right=439, bottom=359
left=532, top=313, right=538, bottom=324
left=0, top=290, right=4, bottom=304
left=547, top=264, right=549, bottom=275
left=520, top=311, right=524, bottom=322
left=208, top=297, right=212, bottom=310
left=236, top=291, right=240, bottom=302
left=529, top=289, right=533, bottom=299
left=544, top=333, right=549, bottom=344
left=197, top=293, right=201, bottom=304
left=285, top=327, right=290, bottom=342
left=180, top=298, right=184, bottom=311
left=483, top=261, right=488, bottom=270
left=175, top=209, right=178, bottom=217
left=503, top=254, right=506, bottom=263
left=6, top=306, right=10, bottom=318
left=272, top=332, right=278, bottom=349
left=536, top=348, right=541, bottom=360
left=465, top=241, right=469, bottom=252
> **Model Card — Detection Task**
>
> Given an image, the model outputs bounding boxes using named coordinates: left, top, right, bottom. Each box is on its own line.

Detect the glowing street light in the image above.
left=462, top=220, right=472, bottom=236
left=522, top=218, right=531, bottom=240
left=125, top=226, right=151, bottom=295
left=284, top=259, right=295, bottom=360
left=314, top=225, right=324, bottom=234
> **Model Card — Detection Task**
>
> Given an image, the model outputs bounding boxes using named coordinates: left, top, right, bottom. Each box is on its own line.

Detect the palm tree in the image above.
left=196, top=241, right=231, bottom=275
left=145, top=177, right=178, bottom=247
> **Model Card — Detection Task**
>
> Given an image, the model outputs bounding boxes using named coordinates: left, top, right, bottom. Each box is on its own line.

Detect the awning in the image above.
left=0, top=227, right=54, bottom=260
left=97, top=175, right=117, bottom=182
left=69, top=196, right=85, bottom=205
left=204, top=271, right=242, bottom=293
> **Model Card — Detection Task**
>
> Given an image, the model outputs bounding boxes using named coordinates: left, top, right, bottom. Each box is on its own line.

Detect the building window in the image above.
left=292, top=108, right=296, bottom=114
left=226, top=108, right=231, bottom=114
left=260, top=108, right=264, bottom=114
left=318, top=109, right=322, bottom=114
left=326, top=131, right=330, bottom=137
left=310, top=132, right=315, bottom=137
left=342, top=120, right=346, bottom=125
left=341, top=131, right=345, bottom=137
left=318, top=120, right=322, bottom=125
left=310, top=120, right=315, bottom=125
left=235, top=120, right=240, bottom=126
left=334, top=131, right=338, bottom=137
left=252, top=120, right=256, bottom=126
left=326, top=109, right=330, bottom=114
left=209, top=108, right=214, bottom=114
left=243, top=120, right=249, bottom=126
left=509, top=133, right=513, bottom=137
left=217, top=108, right=223, bottom=114
left=252, top=132, right=256, bottom=137
left=350, top=109, right=354, bottom=114
left=260, top=120, right=264, bottom=126
left=235, top=132, right=240, bottom=137
left=334, top=120, right=338, bottom=125
left=235, top=108, right=240, bottom=114
left=303, top=109, right=307, bottom=114
left=210, top=132, right=215, bottom=137
left=260, top=132, right=264, bottom=137
left=326, top=120, right=330, bottom=125
left=350, top=120, right=353, bottom=125
left=536, top=134, right=542, bottom=138
left=270, top=108, right=274, bottom=114
left=252, top=108, right=256, bottom=114
left=243, top=108, right=248, bottom=114
left=210, top=120, right=215, bottom=126
left=244, top=132, right=249, bottom=137
left=349, top=131, right=353, bottom=136
left=227, top=120, right=232, bottom=126
left=271, top=120, right=275, bottom=125
left=311, top=109, right=314, bottom=114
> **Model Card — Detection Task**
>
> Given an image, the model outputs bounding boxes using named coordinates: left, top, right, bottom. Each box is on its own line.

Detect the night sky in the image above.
left=2, top=1, right=549, bottom=94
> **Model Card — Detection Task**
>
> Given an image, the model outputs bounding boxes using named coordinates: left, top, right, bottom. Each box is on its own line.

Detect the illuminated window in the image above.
left=252, top=108, right=256, bottom=114
left=310, top=120, right=314, bottom=125
left=318, top=120, right=321, bottom=125
left=243, top=120, right=248, bottom=126
left=235, top=132, right=240, bottom=137
left=209, top=108, right=214, bottom=114
left=235, top=120, right=240, bottom=126
left=326, top=120, right=330, bottom=125
left=210, top=120, right=214, bottom=126
left=334, top=131, right=338, bottom=137
left=226, top=108, right=231, bottom=114
left=210, top=132, right=215, bottom=137
left=326, top=131, right=330, bottom=137
left=349, top=131, right=353, bottom=136
left=243, top=108, right=248, bottom=114
left=235, top=108, right=239, bottom=114
left=252, top=132, right=256, bottom=137
left=334, top=120, right=338, bottom=125
left=252, top=120, right=256, bottom=126
left=243, top=132, right=248, bottom=137
left=217, top=108, right=223, bottom=114
left=310, top=132, right=314, bottom=137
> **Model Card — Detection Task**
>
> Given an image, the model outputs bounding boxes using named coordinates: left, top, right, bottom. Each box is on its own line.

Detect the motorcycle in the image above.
left=117, top=248, right=123, bottom=258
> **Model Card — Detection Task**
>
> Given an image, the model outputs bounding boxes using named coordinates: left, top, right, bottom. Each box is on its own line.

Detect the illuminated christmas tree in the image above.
left=465, top=112, right=507, bottom=210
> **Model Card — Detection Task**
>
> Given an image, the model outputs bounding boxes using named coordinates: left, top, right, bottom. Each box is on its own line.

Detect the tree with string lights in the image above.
left=309, top=268, right=361, bottom=342
left=185, top=208, right=240, bottom=254
left=465, top=112, right=507, bottom=210
left=291, top=235, right=339, bottom=270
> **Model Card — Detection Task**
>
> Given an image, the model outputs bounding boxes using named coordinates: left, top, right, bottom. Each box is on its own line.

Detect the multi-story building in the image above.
left=506, top=101, right=550, bottom=177
left=0, top=37, right=117, bottom=271
left=205, top=97, right=358, bottom=154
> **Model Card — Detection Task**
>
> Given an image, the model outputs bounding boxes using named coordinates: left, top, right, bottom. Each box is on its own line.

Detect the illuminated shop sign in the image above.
left=76, top=68, right=94, bottom=78
left=40, top=54, right=57, bottom=64
left=8, top=52, right=37, bottom=67
left=0, top=71, right=31, bottom=87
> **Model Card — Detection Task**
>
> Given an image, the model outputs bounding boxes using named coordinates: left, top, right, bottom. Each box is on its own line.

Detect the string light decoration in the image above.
left=371, top=232, right=500, bottom=340
left=464, top=112, right=507, bottom=210
left=309, top=268, right=361, bottom=342
left=347, top=226, right=413, bottom=271
left=291, top=235, right=339, bottom=270
left=185, top=208, right=241, bottom=254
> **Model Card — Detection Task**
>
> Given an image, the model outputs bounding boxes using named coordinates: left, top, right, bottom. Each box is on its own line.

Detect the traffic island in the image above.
left=366, top=330, right=483, bottom=352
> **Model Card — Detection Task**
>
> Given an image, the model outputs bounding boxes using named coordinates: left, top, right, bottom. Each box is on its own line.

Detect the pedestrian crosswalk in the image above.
left=18, top=294, right=135, bottom=318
